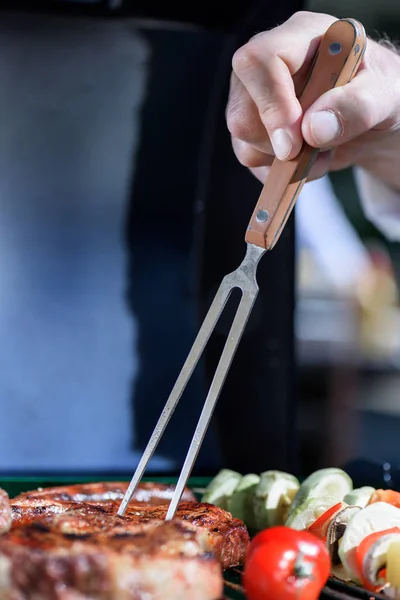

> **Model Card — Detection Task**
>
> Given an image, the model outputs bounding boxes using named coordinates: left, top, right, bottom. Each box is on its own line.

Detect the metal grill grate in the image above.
left=223, top=569, right=389, bottom=600
left=322, top=578, right=388, bottom=600
left=223, top=568, right=244, bottom=600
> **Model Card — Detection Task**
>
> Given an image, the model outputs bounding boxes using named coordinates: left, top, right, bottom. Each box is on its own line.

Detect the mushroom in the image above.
left=326, top=506, right=361, bottom=565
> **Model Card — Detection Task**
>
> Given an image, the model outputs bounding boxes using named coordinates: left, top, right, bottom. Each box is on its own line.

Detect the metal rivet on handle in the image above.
left=256, top=209, right=269, bottom=223
left=329, top=42, right=342, bottom=55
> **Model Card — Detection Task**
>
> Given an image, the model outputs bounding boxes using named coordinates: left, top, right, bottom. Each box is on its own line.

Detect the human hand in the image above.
left=226, top=11, right=400, bottom=191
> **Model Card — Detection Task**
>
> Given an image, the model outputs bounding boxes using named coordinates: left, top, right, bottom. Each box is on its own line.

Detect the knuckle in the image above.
left=289, top=10, right=310, bottom=22
left=330, top=84, right=376, bottom=135
left=258, top=102, right=280, bottom=127
left=232, top=44, right=264, bottom=77
left=258, top=96, right=298, bottom=131
left=248, top=30, right=268, bottom=44
left=227, top=116, right=249, bottom=141
left=348, top=85, right=376, bottom=130
left=226, top=103, right=251, bottom=140
left=287, top=10, right=318, bottom=29
left=288, top=10, right=336, bottom=28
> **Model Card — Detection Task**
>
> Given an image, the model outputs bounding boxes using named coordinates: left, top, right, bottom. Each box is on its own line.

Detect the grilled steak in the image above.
left=0, top=490, right=11, bottom=535
left=0, top=483, right=250, bottom=599
left=10, top=482, right=197, bottom=530
left=12, top=481, right=196, bottom=507
left=11, top=499, right=248, bottom=570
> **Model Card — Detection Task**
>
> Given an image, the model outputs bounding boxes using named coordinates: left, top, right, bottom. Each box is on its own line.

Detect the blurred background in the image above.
left=0, top=0, right=399, bottom=482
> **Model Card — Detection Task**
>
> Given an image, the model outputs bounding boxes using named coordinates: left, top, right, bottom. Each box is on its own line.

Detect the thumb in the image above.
left=301, top=67, right=395, bottom=148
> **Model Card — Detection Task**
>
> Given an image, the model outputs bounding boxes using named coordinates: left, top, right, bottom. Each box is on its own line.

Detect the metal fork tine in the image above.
left=117, top=267, right=238, bottom=517
left=165, top=286, right=259, bottom=520
left=118, top=243, right=265, bottom=517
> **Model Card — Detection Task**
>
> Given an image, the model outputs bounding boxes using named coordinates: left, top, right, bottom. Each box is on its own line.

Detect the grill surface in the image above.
left=0, top=474, right=395, bottom=600
left=223, top=568, right=389, bottom=600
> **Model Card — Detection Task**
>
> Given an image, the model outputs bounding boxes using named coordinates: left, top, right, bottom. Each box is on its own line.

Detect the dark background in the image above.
left=0, top=0, right=303, bottom=477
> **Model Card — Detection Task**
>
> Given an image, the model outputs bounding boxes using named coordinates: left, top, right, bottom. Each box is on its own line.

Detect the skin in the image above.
left=226, top=11, right=400, bottom=192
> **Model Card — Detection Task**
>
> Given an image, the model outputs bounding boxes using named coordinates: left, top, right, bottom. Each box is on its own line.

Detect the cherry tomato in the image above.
left=243, top=526, right=331, bottom=600
left=308, top=502, right=344, bottom=539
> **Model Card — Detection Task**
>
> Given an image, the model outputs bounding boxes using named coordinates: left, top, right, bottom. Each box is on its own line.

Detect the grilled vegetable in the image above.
left=286, top=497, right=340, bottom=531
left=253, top=471, right=300, bottom=530
left=357, top=529, right=400, bottom=591
left=338, top=502, right=400, bottom=584
left=386, top=538, right=400, bottom=589
left=368, top=489, right=400, bottom=508
left=227, top=474, right=260, bottom=529
left=202, top=469, right=242, bottom=510
left=289, top=468, right=353, bottom=517
left=307, top=501, right=345, bottom=539
left=343, top=486, right=375, bottom=508
left=325, top=506, right=361, bottom=566
left=243, top=526, right=330, bottom=600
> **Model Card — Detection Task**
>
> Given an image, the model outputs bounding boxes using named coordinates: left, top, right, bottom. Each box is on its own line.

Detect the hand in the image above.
left=226, top=11, right=400, bottom=191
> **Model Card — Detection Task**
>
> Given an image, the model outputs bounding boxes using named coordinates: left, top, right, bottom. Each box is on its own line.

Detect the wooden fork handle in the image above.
left=245, top=18, right=367, bottom=250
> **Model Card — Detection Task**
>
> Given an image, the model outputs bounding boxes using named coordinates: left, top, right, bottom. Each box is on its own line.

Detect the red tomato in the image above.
left=243, top=526, right=331, bottom=600
left=308, top=502, right=344, bottom=539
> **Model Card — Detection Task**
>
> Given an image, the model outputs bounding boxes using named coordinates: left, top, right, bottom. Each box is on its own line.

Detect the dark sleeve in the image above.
left=194, top=0, right=304, bottom=474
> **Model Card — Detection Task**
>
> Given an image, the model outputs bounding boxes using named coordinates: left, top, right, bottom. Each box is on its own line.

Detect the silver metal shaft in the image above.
left=118, top=242, right=266, bottom=518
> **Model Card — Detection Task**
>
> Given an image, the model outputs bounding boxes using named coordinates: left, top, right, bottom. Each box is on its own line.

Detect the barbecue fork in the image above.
left=118, top=18, right=366, bottom=520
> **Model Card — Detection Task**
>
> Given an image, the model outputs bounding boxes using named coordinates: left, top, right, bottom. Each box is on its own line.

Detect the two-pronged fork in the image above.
left=118, top=18, right=366, bottom=520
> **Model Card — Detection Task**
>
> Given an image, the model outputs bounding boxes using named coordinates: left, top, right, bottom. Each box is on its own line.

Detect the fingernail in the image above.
left=271, top=128, right=292, bottom=160
left=310, top=110, right=342, bottom=146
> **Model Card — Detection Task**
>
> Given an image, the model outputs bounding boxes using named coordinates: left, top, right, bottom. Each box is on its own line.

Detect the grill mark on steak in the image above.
left=63, top=533, right=93, bottom=541
left=9, top=482, right=194, bottom=530
left=12, top=482, right=196, bottom=507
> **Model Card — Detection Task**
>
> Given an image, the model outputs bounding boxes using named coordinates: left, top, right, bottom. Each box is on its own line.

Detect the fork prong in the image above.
left=117, top=273, right=235, bottom=517
left=165, top=288, right=258, bottom=520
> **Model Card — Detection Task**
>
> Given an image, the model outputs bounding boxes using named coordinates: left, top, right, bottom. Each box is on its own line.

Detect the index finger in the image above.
left=231, top=11, right=337, bottom=160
